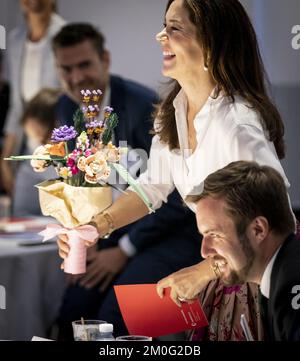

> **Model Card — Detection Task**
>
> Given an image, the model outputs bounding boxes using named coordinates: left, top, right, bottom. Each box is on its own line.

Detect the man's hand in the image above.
left=156, top=259, right=216, bottom=307
left=78, top=246, right=129, bottom=292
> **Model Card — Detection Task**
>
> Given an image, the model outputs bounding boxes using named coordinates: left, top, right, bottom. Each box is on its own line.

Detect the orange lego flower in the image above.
left=47, top=142, right=66, bottom=157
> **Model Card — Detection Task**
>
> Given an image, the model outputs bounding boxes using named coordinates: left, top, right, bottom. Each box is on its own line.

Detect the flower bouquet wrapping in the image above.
left=6, top=89, right=152, bottom=274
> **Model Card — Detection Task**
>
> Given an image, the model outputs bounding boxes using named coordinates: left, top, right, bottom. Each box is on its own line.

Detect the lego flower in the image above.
left=81, top=89, right=102, bottom=103
left=76, top=131, right=89, bottom=149
left=58, top=167, right=72, bottom=179
left=67, top=157, right=79, bottom=175
left=46, top=142, right=66, bottom=157
left=85, top=105, right=100, bottom=118
left=104, top=106, right=114, bottom=119
left=30, top=145, right=49, bottom=173
left=84, top=149, right=92, bottom=157
left=84, top=152, right=111, bottom=184
left=92, top=89, right=102, bottom=102
left=77, top=156, right=87, bottom=172
left=85, top=120, right=103, bottom=129
left=51, top=126, right=77, bottom=143
left=81, top=89, right=92, bottom=103
left=103, top=142, right=121, bottom=163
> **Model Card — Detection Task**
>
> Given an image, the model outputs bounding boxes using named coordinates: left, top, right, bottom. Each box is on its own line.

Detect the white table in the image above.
left=0, top=237, right=66, bottom=340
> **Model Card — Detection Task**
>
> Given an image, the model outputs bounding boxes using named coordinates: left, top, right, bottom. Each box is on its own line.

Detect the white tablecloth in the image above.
left=0, top=238, right=66, bottom=340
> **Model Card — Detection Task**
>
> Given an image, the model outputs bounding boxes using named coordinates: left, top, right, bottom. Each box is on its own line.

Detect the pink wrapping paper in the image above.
left=63, top=231, right=87, bottom=274
left=39, top=224, right=99, bottom=274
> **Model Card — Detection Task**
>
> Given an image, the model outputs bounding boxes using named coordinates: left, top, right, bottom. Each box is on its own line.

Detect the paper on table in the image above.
left=114, top=284, right=208, bottom=338
left=0, top=217, right=56, bottom=233
left=31, top=336, right=54, bottom=341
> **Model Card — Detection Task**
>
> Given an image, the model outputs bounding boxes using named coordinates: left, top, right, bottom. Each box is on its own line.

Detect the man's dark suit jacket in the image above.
left=264, top=233, right=300, bottom=341
left=56, top=75, right=201, bottom=261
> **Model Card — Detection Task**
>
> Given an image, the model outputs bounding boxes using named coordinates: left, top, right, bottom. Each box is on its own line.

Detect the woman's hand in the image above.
left=57, top=213, right=109, bottom=263
left=57, top=233, right=99, bottom=268
left=156, top=258, right=217, bottom=307
left=57, top=234, right=70, bottom=260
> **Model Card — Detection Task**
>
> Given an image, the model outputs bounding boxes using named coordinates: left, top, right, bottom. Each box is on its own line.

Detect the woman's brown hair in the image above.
left=156, top=0, right=285, bottom=159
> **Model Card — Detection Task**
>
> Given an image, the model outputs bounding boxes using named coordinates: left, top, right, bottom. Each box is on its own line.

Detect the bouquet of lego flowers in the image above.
left=6, top=89, right=152, bottom=274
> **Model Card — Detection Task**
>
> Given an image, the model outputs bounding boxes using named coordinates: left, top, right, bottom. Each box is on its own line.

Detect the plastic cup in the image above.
left=116, top=335, right=152, bottom=341
left=72, top=320, right=107, bottom=341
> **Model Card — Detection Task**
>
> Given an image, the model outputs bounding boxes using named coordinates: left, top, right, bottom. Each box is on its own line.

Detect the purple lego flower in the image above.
left=81, top=89, right=92, bottom=96
left=51, top=126, right=78, bottom=142
left=104, top=106, right=114, bottom=114
left=85, top=121, right=103, bottom=129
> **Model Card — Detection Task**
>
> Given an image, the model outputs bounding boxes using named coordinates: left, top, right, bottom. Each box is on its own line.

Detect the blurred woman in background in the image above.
left=0, top=0, right=64, bottom=195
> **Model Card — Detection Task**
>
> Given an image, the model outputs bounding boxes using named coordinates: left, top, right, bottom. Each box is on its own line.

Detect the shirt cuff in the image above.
left=118, top=234, right=137, bottom=257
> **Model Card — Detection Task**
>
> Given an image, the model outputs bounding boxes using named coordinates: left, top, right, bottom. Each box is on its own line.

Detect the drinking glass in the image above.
left=72, top=320, right=106, bottom=341
left=116, top=335, right=152, bottom=341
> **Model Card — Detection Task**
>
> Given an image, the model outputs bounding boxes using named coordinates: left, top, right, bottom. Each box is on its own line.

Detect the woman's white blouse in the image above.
left=130, top=89, right=290, bottom=213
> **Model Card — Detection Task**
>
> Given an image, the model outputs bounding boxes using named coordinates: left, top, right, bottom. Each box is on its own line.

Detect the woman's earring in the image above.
left=203, top=56, right=209, bottom=71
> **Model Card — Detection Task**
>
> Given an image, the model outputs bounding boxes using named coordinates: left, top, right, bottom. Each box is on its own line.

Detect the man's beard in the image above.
left=222, top=233, right=255, bottom=286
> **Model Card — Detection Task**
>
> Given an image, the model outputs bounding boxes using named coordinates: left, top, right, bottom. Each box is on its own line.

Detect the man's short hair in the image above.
left=187, top=161, right=295, bottom=236
left=52, top=23, right=106, bottom=58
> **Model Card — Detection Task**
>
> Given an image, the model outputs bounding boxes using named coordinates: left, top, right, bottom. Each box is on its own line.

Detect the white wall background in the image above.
left=0, top=0, right=299, bottom=207
left=251, top=0, right=300, bottom=86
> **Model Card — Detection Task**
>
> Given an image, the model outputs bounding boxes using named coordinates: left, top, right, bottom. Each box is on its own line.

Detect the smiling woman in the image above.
left=155, top=0, right=286, bottom=159
left=156, top=8, right=205, bottom=80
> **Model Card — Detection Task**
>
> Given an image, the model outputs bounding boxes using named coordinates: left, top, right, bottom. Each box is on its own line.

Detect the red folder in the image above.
left=114, top=284, right=208, bottom=338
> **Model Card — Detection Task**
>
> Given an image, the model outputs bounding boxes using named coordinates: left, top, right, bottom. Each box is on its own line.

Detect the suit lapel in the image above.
left=268, top=233, right=295, bottom=340
left=110, top=76, right=127, bottom=145
left=258, top=290, right=272, bottom=340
